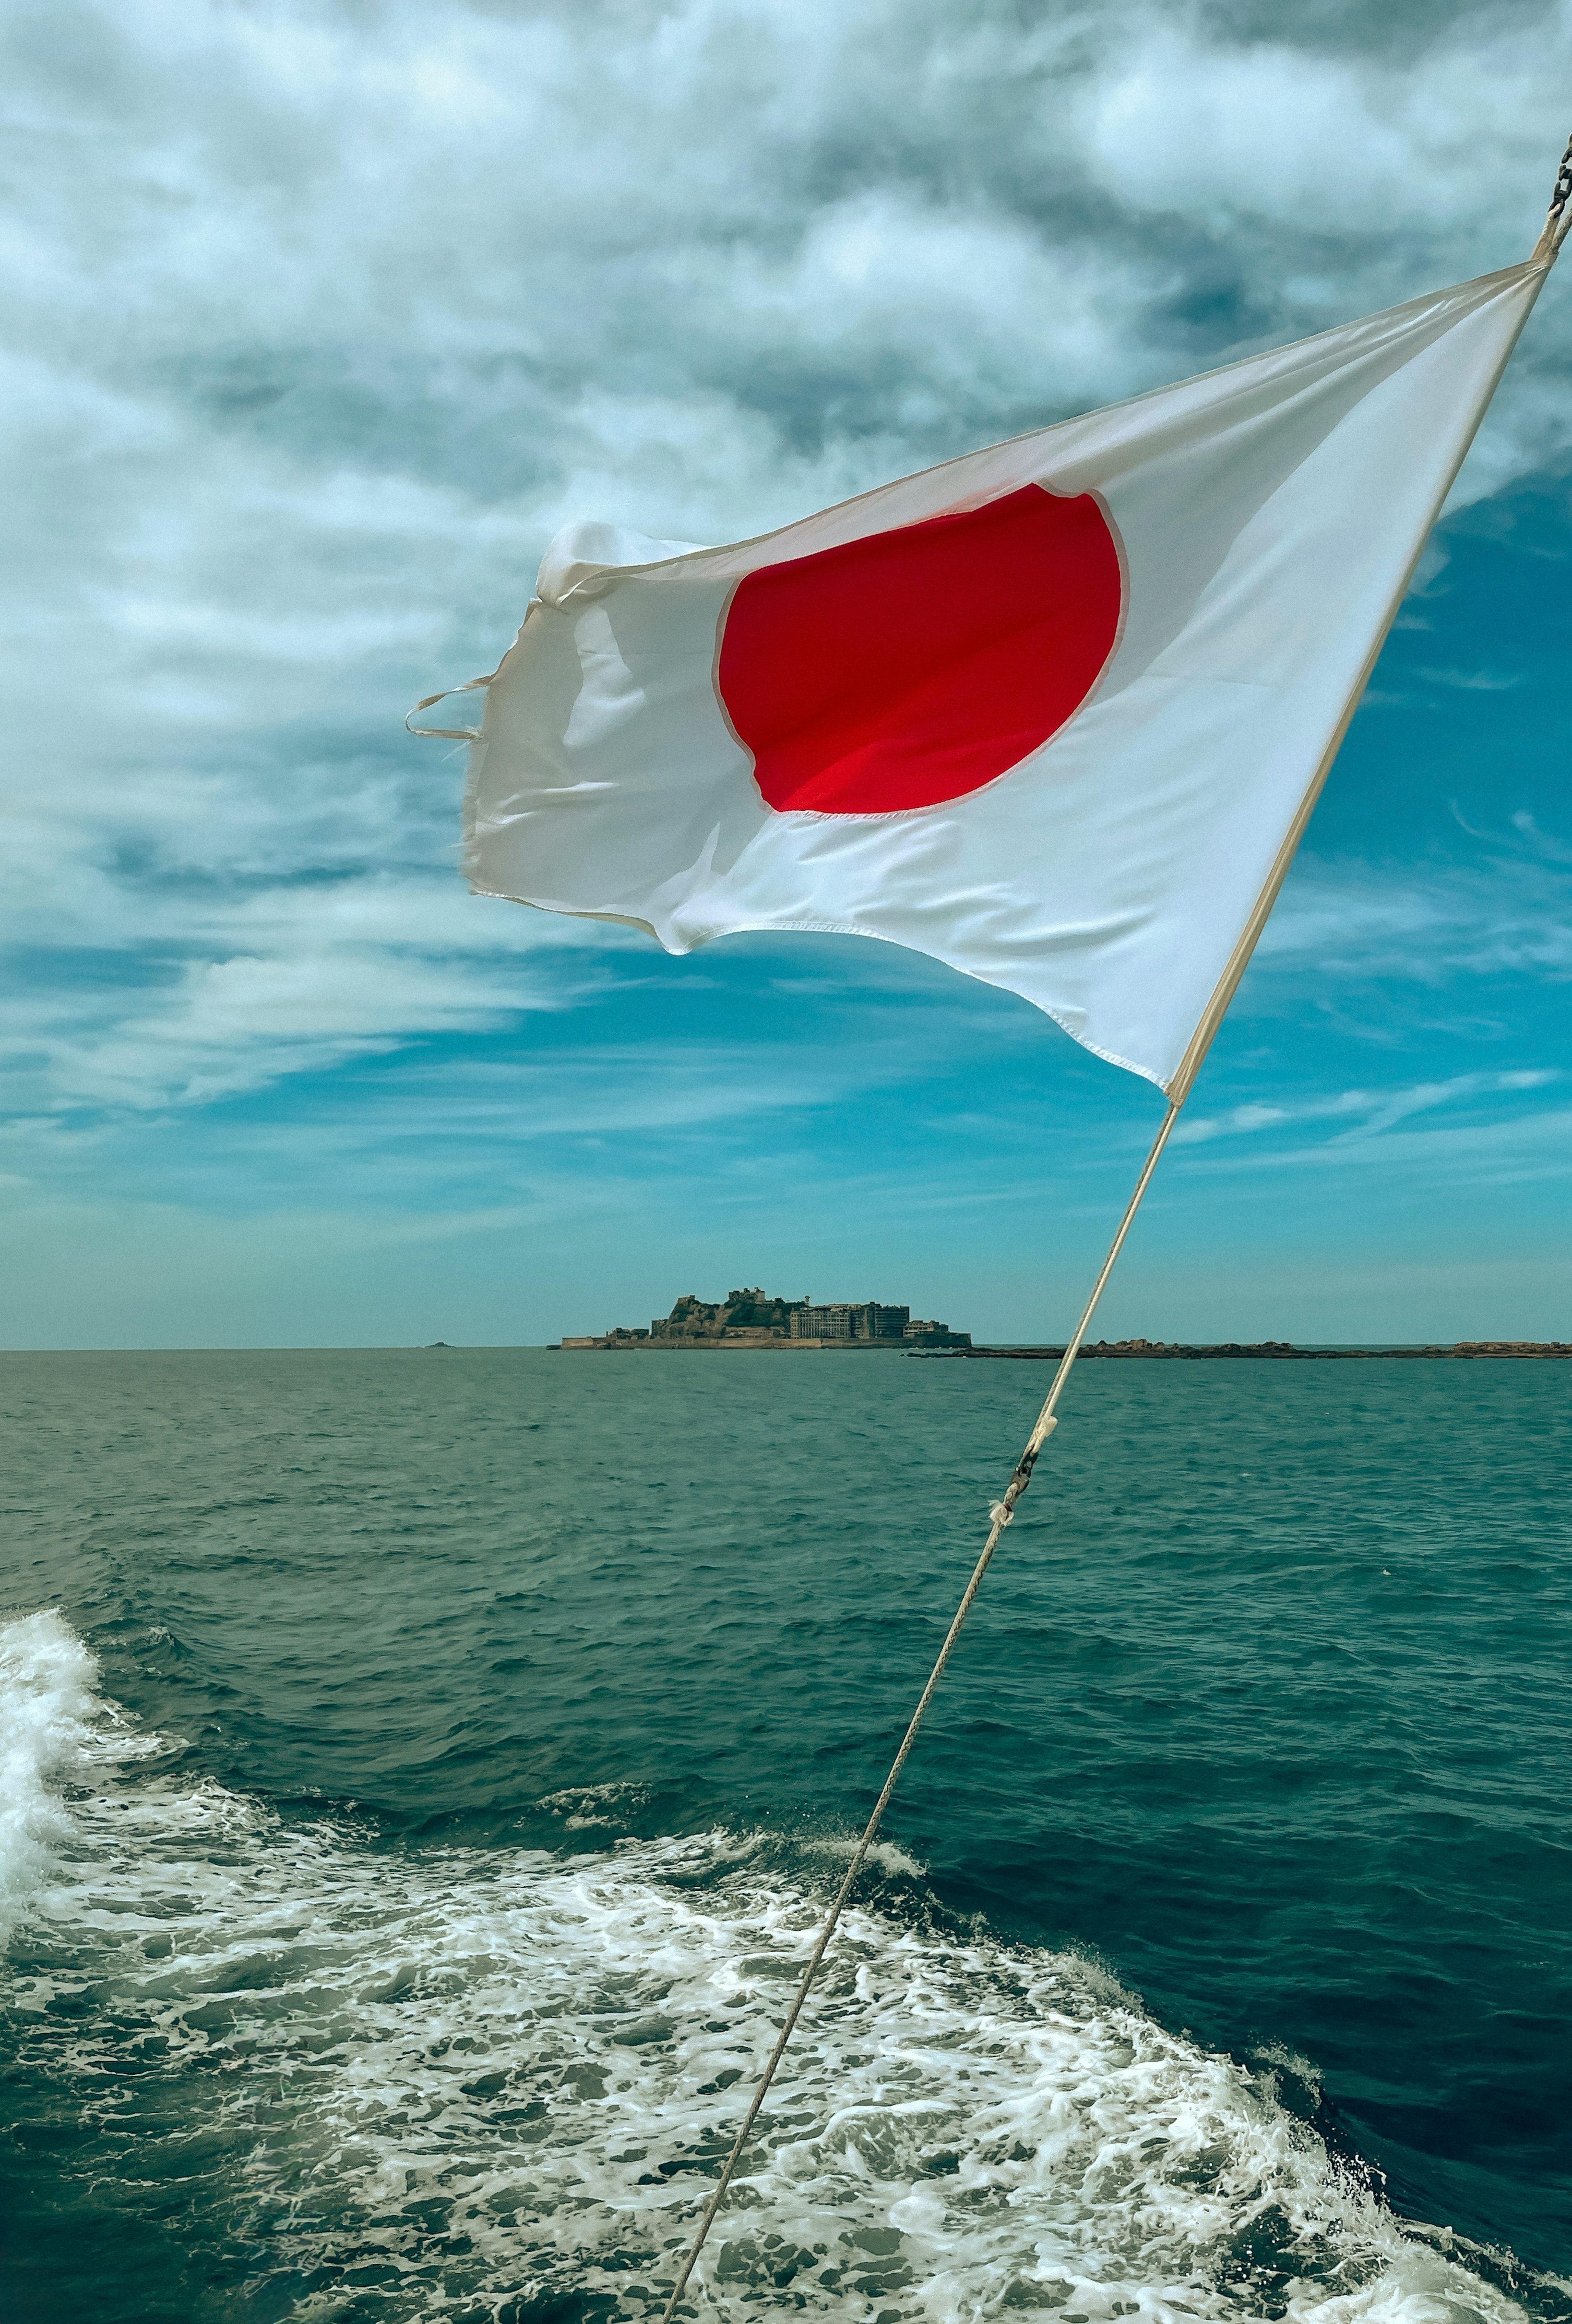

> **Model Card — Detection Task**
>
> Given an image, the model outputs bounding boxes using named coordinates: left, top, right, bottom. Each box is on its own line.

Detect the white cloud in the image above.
left=1071, top=22, right=1552, bottom=244
left=1255, top=846, right=1572, bottom=985
left=5, top=0, right=1572, bottom=1129
left=1176, top=1098, right=1572, bottom=1190
left=1176, top=1066, right=1560, bottom=1146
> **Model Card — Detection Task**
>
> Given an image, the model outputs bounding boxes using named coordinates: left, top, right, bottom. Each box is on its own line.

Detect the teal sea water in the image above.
left=1, top=1348, right=1568, bottom=2324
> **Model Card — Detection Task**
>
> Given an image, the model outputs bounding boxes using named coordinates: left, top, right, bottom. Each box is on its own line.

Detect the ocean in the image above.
left=2, top=1347, right=1568, bottom=2324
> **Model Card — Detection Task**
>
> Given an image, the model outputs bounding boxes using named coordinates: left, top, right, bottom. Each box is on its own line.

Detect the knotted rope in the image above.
left=1534, top=129, right=1572, bottom=258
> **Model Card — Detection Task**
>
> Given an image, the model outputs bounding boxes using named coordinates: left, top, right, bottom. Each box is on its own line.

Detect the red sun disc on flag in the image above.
left=716, top=484, right=1124, bottom=817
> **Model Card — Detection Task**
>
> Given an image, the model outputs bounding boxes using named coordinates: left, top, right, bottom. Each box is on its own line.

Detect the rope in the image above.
left=655, top=1098, right=1182, bottom=2321
left=404, top=671, right=497, bottom=741
left=1533, top=130, right=1572, bottom=259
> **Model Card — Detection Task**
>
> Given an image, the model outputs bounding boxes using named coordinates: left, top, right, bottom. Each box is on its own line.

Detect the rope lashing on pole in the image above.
left=1533, top=129, right=1572, bottom=259
left=655, top=1099, right=1182, bottom=2322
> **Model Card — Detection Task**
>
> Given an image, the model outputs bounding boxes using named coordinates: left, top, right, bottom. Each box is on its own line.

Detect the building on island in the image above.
left=789, top=1301, right=909, bottom=1341
left=560, top=1286, right=970, bottom=1350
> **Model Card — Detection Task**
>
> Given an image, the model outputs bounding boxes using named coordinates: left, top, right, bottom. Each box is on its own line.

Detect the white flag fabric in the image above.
left=447, top=260, right=1545, bottom=1095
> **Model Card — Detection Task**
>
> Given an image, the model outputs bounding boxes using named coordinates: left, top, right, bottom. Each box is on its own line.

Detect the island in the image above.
left=559, top=1286, right=971, bottom=1350
left=555, top=1300, right=1570, bottom=1358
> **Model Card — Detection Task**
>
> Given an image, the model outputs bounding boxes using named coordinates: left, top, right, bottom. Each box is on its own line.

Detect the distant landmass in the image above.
left=559, top=1286, right=971, bottom=1350
left=555, top=1298, right=1570, bottom=1358
left=915, top=1338, right=1572, bottom=1360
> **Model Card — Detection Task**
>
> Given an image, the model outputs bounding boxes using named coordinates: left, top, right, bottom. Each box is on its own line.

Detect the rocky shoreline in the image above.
left=912, top=1337, right=1572, bottom=1360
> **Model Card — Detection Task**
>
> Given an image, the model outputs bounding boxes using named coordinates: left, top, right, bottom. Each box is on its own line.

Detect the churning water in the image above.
left=2, top=1350, right=1568, bottom=2322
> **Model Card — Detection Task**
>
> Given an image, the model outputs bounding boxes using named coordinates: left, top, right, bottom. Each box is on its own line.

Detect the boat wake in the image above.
left=1, top=1609, right=1556, bottom=2324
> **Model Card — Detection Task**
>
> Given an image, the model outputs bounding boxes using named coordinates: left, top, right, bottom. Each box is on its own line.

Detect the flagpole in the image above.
left=656, top=1096, right=1183, bottom=2321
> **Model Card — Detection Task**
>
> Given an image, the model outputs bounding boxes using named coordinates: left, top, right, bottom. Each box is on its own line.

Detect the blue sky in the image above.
left=3, top=0, right=1571, bottom=1347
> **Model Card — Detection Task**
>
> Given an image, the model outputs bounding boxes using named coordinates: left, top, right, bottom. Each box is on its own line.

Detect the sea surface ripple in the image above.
left=0, top=1348, right=1567, bottom=2323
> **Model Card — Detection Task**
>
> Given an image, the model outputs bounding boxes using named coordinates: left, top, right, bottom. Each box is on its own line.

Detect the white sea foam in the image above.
left=0, top=1614, right=1545, bottom=2324
left=809, top=1833, right=927, bottom=1879
left=0, top=1608, right=105, bottom=1947
left=541, top=1780, right=657, bottom=1830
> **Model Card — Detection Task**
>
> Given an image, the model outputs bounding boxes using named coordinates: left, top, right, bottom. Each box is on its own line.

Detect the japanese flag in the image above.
left=439, top=260, right=1545, bottom=1095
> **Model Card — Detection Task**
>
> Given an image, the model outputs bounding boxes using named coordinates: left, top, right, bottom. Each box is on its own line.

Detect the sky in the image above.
left=3, top=0, right=1572, bottom=1349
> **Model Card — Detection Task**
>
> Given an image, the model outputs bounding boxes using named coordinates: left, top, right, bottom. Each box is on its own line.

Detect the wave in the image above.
left=0, top=1607, right=108, bottom=1947
left=0, top=1609, right=1555, bottom=2324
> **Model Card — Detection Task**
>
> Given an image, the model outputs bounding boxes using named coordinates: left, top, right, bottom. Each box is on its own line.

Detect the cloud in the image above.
left=1175, top=1065, right=1560, bottom=1146
left=5, top=0, right=1572, bottom=1149
left=1509, top=809, right=1572, bottom=865
left=1412, top=666, right=1526, bottom=691
left=1176, top=1098, right=1572, bottom=1189
left=1253, top=846, right=1572, bottom=987
left=29, top=947, right=539, bottom=1111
